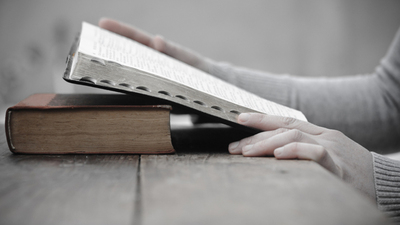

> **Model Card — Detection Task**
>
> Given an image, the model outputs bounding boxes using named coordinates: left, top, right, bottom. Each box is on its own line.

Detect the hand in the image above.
left=229, top=113, right=376, bottom=201
left=98, top=18, right=211, bottom=72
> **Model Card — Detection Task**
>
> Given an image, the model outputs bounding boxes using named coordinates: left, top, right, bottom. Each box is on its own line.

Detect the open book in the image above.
left=64, top=22, right=306, bottom=127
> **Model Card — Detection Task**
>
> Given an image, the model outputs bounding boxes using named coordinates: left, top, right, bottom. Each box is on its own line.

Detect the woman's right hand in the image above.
left=98, top=18, right=211, bottom=73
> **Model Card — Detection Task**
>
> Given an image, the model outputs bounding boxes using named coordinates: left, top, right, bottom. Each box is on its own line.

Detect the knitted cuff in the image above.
left=371, top=152, right=400, bottom=221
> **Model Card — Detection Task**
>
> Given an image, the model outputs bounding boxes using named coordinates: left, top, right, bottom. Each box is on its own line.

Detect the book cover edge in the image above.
left=6, top=94, right=175, bottom=154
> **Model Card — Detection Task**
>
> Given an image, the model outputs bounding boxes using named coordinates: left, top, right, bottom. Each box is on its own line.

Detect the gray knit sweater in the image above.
left=207, top=28, right=400, bottom=220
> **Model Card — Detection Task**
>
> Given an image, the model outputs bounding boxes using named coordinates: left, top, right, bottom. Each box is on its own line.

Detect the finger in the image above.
left=242, top=129, right=318, bottom=157
left=152, top=35, right=167, bottom=52
left=153, top=36, right=209, bottom=71
left=98, top=18, right=154, bottom=47
left=238, top=113, right=324, bottom=135
left=228, top=128, right=290, bottom=154
left=274, top=142, right=340, bottom=176
left=98, top=18, right=209, bottom=72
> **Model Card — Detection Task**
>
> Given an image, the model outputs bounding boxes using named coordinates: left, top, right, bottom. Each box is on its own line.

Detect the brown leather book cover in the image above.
left=5, top=93, right=174, bottom=154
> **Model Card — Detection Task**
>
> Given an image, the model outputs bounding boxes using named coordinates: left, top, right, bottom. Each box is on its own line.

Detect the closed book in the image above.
left=5, top=93, right=174, bottom=154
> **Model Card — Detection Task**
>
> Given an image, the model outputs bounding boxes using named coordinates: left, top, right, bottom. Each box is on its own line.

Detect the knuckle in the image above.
left=329, top=129, right=344, bottom=137
left=314, top=146, right=328, bottom=162
left=289, top=129, right=303, bottom=141
left=276, top=128, right=290, bottom=134
left=281, top=117, right=298, bottom=127
left=242, top=136, right=253, bottom=145
left=257, top=114, right=268, bottom=125
left=324, top=129, right=345, bottom=140
left=153, top=35, right=167, bottom=52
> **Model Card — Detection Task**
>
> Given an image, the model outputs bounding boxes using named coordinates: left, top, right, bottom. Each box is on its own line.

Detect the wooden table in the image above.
left=0, top=124, right=391, bottom=225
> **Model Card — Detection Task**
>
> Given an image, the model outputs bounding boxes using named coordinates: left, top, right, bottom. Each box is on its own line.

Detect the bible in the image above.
left=5, top=93, right=174, bottom=154
left=64, top=22, right=306, bottom=128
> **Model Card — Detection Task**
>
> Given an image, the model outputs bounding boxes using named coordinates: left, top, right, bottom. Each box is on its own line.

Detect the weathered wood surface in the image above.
left=0, top=125, right=139, bottom=225
left=0, top=124, right=391, bottom=225
left=141, top=154, right=388, bottom=225
left=142, top=126, right=390, bottom=225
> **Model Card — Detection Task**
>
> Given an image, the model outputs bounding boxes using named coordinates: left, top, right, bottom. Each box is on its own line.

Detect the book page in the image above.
left=78, top=22, right=306, bottom=121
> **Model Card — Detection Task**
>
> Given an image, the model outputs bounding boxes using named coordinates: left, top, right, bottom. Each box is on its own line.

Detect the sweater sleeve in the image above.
left=207, top=28, right=400, bottom=153
left=372, top=152, right=400, bottom=222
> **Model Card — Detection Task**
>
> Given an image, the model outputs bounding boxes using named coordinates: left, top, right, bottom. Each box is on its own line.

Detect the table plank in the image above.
left=0, top=125, right=139, bottom=225
left=141, top=126, right=390, bottom=225
left=0, top=124, right=392, bottom=225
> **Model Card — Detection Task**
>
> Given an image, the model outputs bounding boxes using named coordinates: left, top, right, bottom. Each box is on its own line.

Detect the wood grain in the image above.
left=145, top=125, right=390, bottom=225
left=0, top=125, right=140, bottom=225
left=0, top=124, right=391, bottom=225
left=140, top=154, right=389, bottom=225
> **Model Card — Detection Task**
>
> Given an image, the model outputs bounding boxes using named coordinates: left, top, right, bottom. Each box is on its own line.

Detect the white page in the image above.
left=78, top=22, right=306, bottom=121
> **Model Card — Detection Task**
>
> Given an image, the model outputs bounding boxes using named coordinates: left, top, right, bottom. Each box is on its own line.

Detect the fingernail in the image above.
left=228, top=141, right=239, bottom=152
left=238, top=113, right=250, bottom=123
left=242, top=144, right=253, bottom=153
left=274, top=147, right=283, bottom=156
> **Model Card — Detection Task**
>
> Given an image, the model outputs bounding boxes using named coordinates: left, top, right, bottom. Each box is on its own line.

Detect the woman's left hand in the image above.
left=229, top=113, right=376, bottom=201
